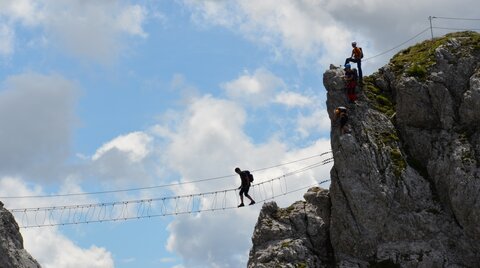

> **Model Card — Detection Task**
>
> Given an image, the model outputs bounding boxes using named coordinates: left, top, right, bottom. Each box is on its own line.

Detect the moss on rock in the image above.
left=390, top=31, right=480, bottom=79
left=363, top=77, right=395, bottom=117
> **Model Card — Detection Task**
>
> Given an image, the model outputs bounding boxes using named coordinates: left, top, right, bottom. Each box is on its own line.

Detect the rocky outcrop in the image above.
left=0, top=202, right=41, bottom=268
left=248, top=188, right=332, bottom=268
left=249, top=31, right=480, bottom=267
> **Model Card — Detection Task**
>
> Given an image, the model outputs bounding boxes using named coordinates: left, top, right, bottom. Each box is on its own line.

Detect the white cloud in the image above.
left=93, top=132, right=152, bottom=162
left=41, top=1, right=148, bottom=62
left=0, top=0, right=41, bottom=26
left=222, top=68, right=286, bottom=106
left=183, top=0, right=480, bottom=71
left=89, top=131, right=156, bottom=185
left=0, top=0, right=149, bottom=62
left=0, top=177, right=114, bottom=268
left=183, top=0, right=351, bottom=66
left=24, top=228, right=114, bottom=268
left=116, top=4, right=148, bottom=38
left=274, top=91, right=312, bottom=108
left=296, top=109, right=331, bottom=138
left=0, top=73, right=78, bottom=180
left=159, top=95, right=249, bottom=178
left=166, top=212, right=256, bottom=268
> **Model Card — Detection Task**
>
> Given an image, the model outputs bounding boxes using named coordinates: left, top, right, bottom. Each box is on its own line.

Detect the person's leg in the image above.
left=244, top=187, right=255, bottom=204
left=345, top=57, right=352, bottom=65
left=238, top=189, right=245, bottom=206
left=347, top=84, right=355, bottom=103
left=347, top=90, right=354, bottom=103
left=245, top=193, right=255, bottom=203
left=351, top=83, right=358, bottom=101
left=357, top=60, right=362, bottom=82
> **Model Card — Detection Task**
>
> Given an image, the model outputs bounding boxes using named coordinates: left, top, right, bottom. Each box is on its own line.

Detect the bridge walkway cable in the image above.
left=5, top=157, right=333, bottom=228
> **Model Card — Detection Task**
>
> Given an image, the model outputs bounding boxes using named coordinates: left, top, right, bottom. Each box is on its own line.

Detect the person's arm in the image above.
left=238, top=173, right=245, bottom=188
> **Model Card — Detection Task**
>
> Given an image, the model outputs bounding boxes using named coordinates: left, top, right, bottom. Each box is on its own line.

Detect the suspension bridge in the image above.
left=2, top=152, right=333, bottom=228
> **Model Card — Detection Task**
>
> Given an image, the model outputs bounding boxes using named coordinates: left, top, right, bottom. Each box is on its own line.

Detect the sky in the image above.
left=0, top=1, right=479, bottom=267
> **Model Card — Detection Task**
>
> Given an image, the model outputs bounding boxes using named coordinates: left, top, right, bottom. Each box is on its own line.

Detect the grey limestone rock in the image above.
left=0, top=205, right=41, bottom=268
left=248, top=188, right=333, bottom=268
left=248, top=31, right=480, bottom=268
left=326, top=31, right=480, bottom=267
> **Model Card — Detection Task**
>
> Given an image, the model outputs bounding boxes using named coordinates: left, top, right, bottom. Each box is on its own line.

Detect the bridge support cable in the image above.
left=0, top=151, right=332, bottom=200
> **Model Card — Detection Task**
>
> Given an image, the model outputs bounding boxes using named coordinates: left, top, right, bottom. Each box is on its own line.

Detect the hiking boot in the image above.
left=238, top=203, right=245, bottom=207
left=249, top=201, right=256, bottom=206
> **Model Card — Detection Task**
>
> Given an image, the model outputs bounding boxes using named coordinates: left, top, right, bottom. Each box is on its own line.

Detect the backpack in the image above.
left=245, top=170, right=254, bottom=183
left=359, top=47, right=364, bottom=59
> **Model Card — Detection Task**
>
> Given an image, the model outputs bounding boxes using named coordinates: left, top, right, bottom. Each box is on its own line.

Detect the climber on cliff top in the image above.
left=343, top=64, right=358, bottom=104
left=344, top=41, right=363, bottom=84
left=333, top=106, right=350, bottom=135
left=235, top=167, right=255, bottom=207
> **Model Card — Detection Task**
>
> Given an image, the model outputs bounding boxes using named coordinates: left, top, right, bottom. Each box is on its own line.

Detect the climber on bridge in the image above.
left=235, top=167, right=255, bottom=207
left=343, top=64, right=358, bottom=103
left=344, top=41, right=363, bottom=84
left=333, top=106, right=350, bottom=135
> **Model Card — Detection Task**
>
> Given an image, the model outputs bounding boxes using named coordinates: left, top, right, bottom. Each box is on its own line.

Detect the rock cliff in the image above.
left=248, top=31, right=480, bottom=267
left=0, top=202, right=41, bottom=268
left=249, top=188, right=333, bottom=267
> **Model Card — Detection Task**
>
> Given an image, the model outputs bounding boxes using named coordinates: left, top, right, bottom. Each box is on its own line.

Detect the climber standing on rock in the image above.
left=345, top=41, right=363, bottom=84
left=343, top=64, right=358, bottom=104
left=235, top=167, right=255, bottom=207
left=333, top=106, right=350, bottom=135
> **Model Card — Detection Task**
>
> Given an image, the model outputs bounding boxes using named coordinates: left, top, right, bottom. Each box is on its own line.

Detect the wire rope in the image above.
left=433, top=26, right=480, bottom=31
left=432, top=16, right=480, bottom=21
left=0, top=151, right=332, bottom=199
left=363, top=27, right=431, bottom=61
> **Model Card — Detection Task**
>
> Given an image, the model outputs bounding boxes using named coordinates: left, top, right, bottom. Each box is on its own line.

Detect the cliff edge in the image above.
left=248, top=31, right=480, bottom=268
left=0, top=202, right=41, bottom=268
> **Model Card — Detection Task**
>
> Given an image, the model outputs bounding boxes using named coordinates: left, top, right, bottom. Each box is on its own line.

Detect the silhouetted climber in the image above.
left=235, top=167, right=255, bottom=207
left=333, top=106, right=350, bottom=135
left=344, top=41, right=363, bottom=84
left=344, top=64, right=358, bottom=103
